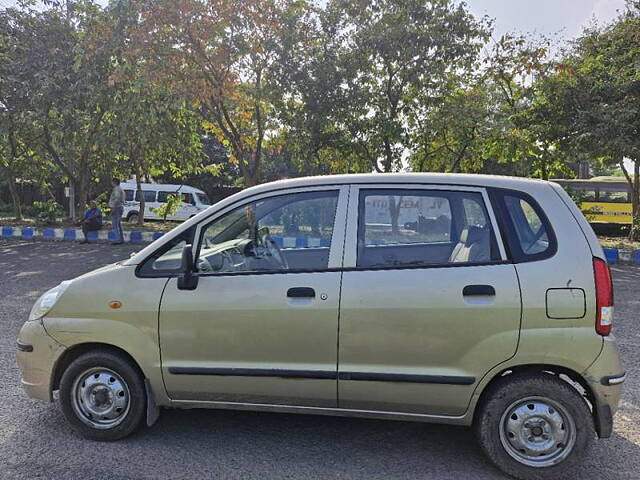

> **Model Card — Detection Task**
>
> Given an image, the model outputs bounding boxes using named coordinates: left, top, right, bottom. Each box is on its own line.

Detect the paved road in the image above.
left=0, top=240, right=638, bottom=479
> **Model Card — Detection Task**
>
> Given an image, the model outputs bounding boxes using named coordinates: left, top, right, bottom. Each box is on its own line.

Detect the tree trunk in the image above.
left=619, top=159, right=639, bottom=240
left=382, top=136, right=393, bottom=173
left=5, top=168, right=23, bottom=220
left=136, top=176, right=145, bottom=226
left=388, top=196, right=403, bottom=235
left=242, top=154, right=258, bottom=187
left=131, top=150, right=145, bottom=226
left=632, top=160, right=640, bottom=240
left=77, top=169, right=89, bottom=220
left=6, top=129, right=23, bottom=219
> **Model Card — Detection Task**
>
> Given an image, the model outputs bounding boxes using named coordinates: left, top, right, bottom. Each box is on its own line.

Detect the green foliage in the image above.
left=2, top=0, right=640, bottom=215
left=279, top=0, right=490, bottom=174
left=32, top=200, right=64, bottom=224
left=151, top=194, right=182, bottom=221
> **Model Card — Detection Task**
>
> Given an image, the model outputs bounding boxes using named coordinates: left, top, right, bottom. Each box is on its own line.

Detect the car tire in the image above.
left=59, top=350, right=146, bottom=441
left=127, top=213, right=139, bottom=224
left=474, top=373, right=595, bottom=480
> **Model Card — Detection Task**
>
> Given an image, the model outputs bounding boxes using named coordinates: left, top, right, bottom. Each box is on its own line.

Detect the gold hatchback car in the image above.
left=17, top=174, right=624, bottom=480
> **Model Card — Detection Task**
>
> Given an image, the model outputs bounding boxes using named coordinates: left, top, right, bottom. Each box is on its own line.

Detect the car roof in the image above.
left=239, top=172, right=548, bottom=196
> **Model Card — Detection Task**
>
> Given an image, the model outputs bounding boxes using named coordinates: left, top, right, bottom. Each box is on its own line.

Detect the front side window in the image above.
left=182, top=193, right=196, bottom=205
left=503, top=195, right=550, bottom=256
left=196, top=190, right=339, bottom=274
left=196, top=192, right=211, bottom=206
left=357, top=189, right=499, bottom=268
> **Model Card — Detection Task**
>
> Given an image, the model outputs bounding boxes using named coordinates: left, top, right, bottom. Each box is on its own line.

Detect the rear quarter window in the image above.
left=492, top=189, right=557, bottom=263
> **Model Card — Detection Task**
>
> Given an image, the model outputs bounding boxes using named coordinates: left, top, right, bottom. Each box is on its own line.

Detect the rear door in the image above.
left=338, top=184, right=521, bottom=416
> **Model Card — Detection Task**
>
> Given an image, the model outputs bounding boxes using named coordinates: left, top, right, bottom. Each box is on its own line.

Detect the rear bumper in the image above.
left=16, top=319, right=66, bottom=402
left=584, top=337, right=625, bottom=438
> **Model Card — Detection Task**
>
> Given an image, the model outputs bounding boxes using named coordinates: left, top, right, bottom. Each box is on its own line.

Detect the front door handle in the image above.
left=287, top=287, right=316, bottom=298
left=463, top=285, right=495, bottom=296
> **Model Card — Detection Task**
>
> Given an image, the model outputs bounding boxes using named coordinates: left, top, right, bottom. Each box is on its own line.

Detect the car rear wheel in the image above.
left=59, top=350, right=146, bottom=441
left=127, top=213, right=139, bottom=224
left=474, top=373, right=595, bottom=480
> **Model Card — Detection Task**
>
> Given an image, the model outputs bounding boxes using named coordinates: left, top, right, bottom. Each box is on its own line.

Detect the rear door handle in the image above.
left=287, top=287, right=316, bottom=298
left=463, top=285, right=495, bottom=296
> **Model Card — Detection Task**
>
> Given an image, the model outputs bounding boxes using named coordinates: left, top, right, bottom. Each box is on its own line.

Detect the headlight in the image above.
left=28, top=281, right=72, bottom=321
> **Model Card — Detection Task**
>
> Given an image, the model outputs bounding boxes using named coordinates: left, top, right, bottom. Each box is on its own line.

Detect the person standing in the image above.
left=109, top=177, right=125, bottom=244
left=79, top=200, right=103, bottom=244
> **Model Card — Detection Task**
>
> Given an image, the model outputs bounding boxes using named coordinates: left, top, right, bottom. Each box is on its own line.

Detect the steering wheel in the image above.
left=261, top=233, right=289, bottom=270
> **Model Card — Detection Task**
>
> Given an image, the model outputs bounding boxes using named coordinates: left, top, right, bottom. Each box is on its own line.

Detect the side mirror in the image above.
left=177, top=244, right=199, bottom=290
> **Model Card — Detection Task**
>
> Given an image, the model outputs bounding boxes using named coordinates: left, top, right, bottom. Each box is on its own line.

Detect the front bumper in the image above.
left=16, top=319, right=66, bottom=402
left=583, top=337, right=625, bottom=438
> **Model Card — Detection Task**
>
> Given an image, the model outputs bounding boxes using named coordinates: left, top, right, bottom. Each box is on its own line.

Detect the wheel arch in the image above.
left=51, top=342, right=145, bottom=393
left=472, top=363, right=602, bottom=436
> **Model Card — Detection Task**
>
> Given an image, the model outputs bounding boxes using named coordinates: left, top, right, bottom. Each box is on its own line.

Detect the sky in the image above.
left=466, top=0, right=627, bottom=42
left=1, top=0, right=629, bottom=43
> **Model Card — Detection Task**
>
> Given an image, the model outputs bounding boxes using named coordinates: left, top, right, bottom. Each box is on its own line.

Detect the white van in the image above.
left=120, top=182, right=212, bottom=223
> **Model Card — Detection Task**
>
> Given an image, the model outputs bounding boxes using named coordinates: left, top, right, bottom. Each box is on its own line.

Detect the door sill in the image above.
left=168, top=399, right=470, bottom=425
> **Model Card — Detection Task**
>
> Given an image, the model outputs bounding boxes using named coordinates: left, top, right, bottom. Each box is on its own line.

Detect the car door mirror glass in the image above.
left=177, top=244, right=199, bottom=290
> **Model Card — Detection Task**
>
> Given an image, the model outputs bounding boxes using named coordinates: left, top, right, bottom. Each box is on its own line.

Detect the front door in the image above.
left=338, top=185, right=521, bottom=416
left=158, top=187, right=347, bottom=407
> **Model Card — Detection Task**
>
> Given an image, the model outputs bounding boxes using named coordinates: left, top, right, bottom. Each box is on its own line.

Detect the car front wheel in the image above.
left=59, top=350, right=146, bottom=441
left=474, top=373, right=595, bottom=480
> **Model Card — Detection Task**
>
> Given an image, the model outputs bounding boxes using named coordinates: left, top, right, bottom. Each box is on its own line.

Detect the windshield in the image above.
left=196, top=192, right=211, bottom=206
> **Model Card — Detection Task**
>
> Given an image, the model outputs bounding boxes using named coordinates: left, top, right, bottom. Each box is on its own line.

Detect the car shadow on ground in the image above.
left=7, top=400, right=638, bottom=480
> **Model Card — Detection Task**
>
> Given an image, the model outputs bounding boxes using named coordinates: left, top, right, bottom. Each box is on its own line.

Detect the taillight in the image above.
left=593, top=257, right=614, bottom=336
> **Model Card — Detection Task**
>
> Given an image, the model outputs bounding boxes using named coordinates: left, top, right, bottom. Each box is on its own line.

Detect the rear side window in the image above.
left=357, top=189, right=501, bottom=269
left=133, top=190, right=157, bottom=202
left=157, top=191, right=181, bottom=203
left=500, top=193, right=555, bottom=261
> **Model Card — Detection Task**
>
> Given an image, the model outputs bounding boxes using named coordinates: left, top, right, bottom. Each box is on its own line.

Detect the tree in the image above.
left=527, top=3, right=640, bottom=237
left=96, top=1, right=204, bottom=225
left=130, top=0, right=315, bottom=186
left=1, top=1, right=119, bottom=218
left=298, top=0, right=489, bottom=174
left=0, top=5, right=53, bottom=218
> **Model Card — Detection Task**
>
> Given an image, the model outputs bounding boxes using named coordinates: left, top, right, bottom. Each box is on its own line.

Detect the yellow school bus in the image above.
left=552, top=177, right=633, bottom=225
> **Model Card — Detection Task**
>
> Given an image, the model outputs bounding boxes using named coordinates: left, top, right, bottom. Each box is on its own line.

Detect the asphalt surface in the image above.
left=0, top=239, right=638, bottom=480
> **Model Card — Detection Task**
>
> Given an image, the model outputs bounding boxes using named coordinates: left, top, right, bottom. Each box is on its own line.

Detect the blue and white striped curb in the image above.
left=0, top=225, right=331, bottom=248
left=3, top=225, right=635, bottom=263
left=1, top=225, right=164, bottom=244
left=271, top=236, right=331, bottom=248
left=602, top=248, right=640, bottom=265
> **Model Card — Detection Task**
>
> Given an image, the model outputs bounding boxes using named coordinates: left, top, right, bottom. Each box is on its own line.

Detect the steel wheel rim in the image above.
left=499, top=396, right=576, bottom=467
left=71, top=367, right=130, bottom=430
